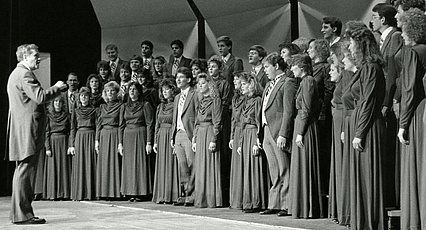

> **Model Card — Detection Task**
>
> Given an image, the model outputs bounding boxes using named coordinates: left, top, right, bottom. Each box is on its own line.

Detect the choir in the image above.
left=34, top=2, right=426, bottom=229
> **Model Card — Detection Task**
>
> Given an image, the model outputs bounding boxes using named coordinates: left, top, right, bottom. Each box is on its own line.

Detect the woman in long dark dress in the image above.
left=288, top=54, right=323, bottom=219
left=119, top=82, right=154, bottom=201
left=397, top=11, right=426, bottom=230
left=347, top=26, right=386, bottom=230
left=152, top=79, right=180, bottom=204
left=95, top=81, right=122, bottom=199
left=192, top=73, right=223, bottom=208
left=69, top=87, right=98, bottom=201
left=43, top=96, right=71, bottom=200
left=86, top=74, right=105, bottom=108
left=228, top=74, right=245, bottom=209
left=237, top=72, right=268, bottom=213
left=327, top=38, right=353, bottom=223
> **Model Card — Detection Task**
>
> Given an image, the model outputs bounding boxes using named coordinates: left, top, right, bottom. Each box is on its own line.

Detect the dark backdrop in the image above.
left=0, top=0, right=101, bottom=196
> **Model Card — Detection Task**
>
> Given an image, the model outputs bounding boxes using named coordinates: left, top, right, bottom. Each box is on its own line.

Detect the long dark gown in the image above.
left=212, top=76, right=232, bottom=206
left=229, top=92, right=245, bottom=209
left=96, top=101, right=122, bottom=198
left=349, top=62, right=385, bottom=230
left=70, top=105, right=97, bottom=200
left=194, top=94, right=223, bottom=208
left=120, top=100, right=154, bottom=197
left=339, top=70, right=357, bottom=226
left=152, top=102, right=180, bottom=203
left=399, top=44, right=426, bottom=230
left=328, top=70, right=352, bottom=221
left=43, top=110, right=71, bottom=199
left=289, top=75, right=323, bottom=218
left=240, top=96, right=268, bottom=210
left=313, top=61, right=334, bottom=198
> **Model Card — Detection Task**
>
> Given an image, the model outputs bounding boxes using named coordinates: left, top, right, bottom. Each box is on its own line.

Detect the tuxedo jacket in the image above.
left=381, top=27, right=403, bottom=108
left=167, top=55, right=192, bottom=76
left=254, top=66, right=269, bottom=90
left=171, top=87, right=198, bottom=141
left=258, top=72, right=296, bottom=152
left=7, top=63, right=61, bottom=161
left=61, top=90, right=79, bottom=115
left=111, top=58, right=127, bottom=82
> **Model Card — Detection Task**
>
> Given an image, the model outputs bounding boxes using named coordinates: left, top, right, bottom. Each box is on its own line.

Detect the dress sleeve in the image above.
left=400, top=49, right=420, bottom=130
left=45, top=116, right=52, bottom=151
left=154, top=104, right=161, bottom=145
left=295, top=77, right=317, bottom=136
left=70, top=110, right=77, bottom=147
left=144, top=102, right=155, bottom=144
left=355, top=64, right=384, bottom=139
left=118, top=105, right=125, bottom=144
left=211, top=96, right=223, bottom=143
left=95, top=107, right=102, bottom=141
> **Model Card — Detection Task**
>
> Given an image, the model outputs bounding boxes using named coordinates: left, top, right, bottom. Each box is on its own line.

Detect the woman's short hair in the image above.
left=289, top=54, right=314, bottom=76
left=264, top=52, right=287, bottom=71
left=76, top=87, right=91, bottom=107
left=394, top=0, right=425, bottom=11
left=278, top=42, right=301, bottom=56
left=137, top=68, right=154, bottom=88
left=102, top=81, right=120, bottom=102
left=311, top=39, right=330, bottom=62
left=292, top=37, right=310, bottom=53
left=208, top=55, right=224, bottom=70
left=97, top=60, right=111, bottom=73
left=196, top=72, right=219, bottom=98
left=159, top=78, right=179, bottom=103
left=348, top=27, right=384, bottom=66
left=190, top=58, right=208, bottom=72
left=401, top=8, right=426, bottom=44
left=119, top=62, right=131, bottom=73
left=127, top=81, right=144, bottom=102
left=236, top=72, right=262, bottom=97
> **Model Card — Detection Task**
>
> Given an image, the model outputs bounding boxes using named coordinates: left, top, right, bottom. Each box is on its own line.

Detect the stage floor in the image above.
left=0, top=197, right=346, bottom=229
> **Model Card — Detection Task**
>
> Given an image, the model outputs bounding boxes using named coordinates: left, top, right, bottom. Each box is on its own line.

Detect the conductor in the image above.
left=7, top=44, right=67, bottom=224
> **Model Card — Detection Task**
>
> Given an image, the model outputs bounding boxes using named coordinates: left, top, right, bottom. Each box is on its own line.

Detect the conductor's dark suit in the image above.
left=7, top=63, right=61, bottom=222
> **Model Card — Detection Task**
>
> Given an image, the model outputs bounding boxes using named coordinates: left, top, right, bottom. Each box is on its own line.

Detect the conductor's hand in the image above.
left=54, top=81, right=67, bottom=90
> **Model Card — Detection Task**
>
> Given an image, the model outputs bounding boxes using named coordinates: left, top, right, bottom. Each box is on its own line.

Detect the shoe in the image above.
left=14, top=217, right=46, bottom=225
left=243, top=209, right=261, bottom=213
left=184, top=202, right=194, bottom=207
left=129, top=198, right=136, bottom=202
left=260, top=209, right=279, bottom=215
left=173, top=201, right=184, bottom=206
left=277, top=210, right=290, bottom=216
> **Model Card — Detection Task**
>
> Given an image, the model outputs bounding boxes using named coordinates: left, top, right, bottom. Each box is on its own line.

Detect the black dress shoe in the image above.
left=277, top=210, right=290, bottom=216
left=14, top=217, right=46, bottom=225
left=184, top=202, right=194, bottom=207
left=260, top=209, right=279, bottom=215
left=243, top=209, right=261, bottom=213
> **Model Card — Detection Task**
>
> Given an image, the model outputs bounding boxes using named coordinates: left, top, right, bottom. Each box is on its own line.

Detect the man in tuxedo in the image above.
left=7, top=44, right=66, bottom=224
left=168, top=40, right=192, bottom=77
left=129, top=55, right=143, bottom=82
left=371, top=3, right=402, bottom=209
left=62, top=72, right=79, bottom=114
left=258, top=53, right=295, bottom=217
left=105, top=44, right=126, bottom=82
left=216, top=35, right=244, bottom=92
left=248, top=45, right=269, bottom=90
left=171, top=67, right=197, bottom=206
left=321, top=16, right=342, bottom=49
left=141, top=40, right=155, bottom=71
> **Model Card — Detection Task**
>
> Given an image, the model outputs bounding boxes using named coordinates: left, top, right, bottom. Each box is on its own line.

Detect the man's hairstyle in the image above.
left=322, top=16, right=343, bottom=36
left=170, top=40, right=184, bottom=49
left=141, top=40, right=154, bottom=50
left=248, top=45, right=267, bottom=59
left=16, top=44, right=38, bottom=62
left=105, top=44, right=118, bottom=51
left=217, top=35, right=233, bottom=53
left=129, top=55, right=143, bottom=63
left=292, top=37, right=310, bottom=53
left=372, top=3, right=398, bottom=27
left=177, top=66, right=193, bottom=79
left=264, top=52, right=287, bottom=71
left=68, top=72, right=78, bottom=80
left=394, top=0, right=425, bottom=11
